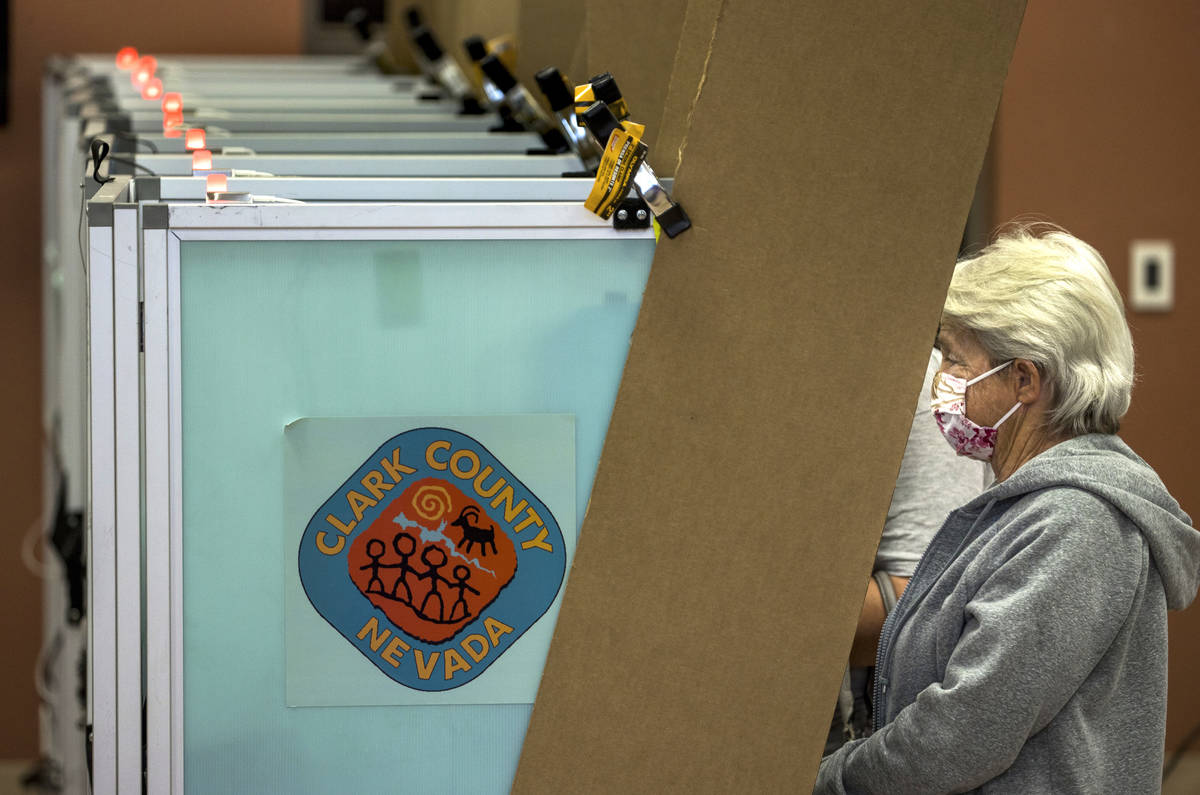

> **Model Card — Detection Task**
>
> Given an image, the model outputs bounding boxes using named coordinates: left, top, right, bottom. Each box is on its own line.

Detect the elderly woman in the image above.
left=815, top=227, right=1200, bottom=793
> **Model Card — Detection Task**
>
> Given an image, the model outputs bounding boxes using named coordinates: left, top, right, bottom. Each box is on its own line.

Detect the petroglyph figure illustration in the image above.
left=448, top=565, right=481, bottom=622
left=386, top=532, right=418, bottom=603
left=449, top=505, right=498, bottom=557
left=359, top=539, right=387, bottom=594
left=417, top=546, right=450, bottom=621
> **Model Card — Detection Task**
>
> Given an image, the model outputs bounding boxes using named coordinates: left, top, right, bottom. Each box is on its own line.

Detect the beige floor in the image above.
left=0, top=761, right=30, bottom=795
left=0, top=760, right=61, bottom=795
left=1165, top=751, right=1200, bottom=795
left=1, top=755, right=1199, bottom=793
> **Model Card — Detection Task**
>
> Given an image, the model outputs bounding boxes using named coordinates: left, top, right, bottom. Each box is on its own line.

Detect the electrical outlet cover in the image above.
left=1129, top=239, right=1174, bottom=312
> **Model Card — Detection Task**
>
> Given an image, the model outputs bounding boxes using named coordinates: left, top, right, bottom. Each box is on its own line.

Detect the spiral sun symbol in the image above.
left=412, top=484, right=453, bottom=521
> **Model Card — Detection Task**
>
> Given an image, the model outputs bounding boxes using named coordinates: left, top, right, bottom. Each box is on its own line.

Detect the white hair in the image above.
left=941, top=224, right=1135, bottom=436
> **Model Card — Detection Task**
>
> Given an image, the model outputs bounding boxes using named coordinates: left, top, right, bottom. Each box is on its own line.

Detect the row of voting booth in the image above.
left=37, top=2, right=1026, bottom=791
left=42, top=14, right=688, bottom=792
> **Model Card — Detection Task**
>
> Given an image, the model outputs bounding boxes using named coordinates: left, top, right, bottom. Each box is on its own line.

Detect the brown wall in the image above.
left=0, top=0, right=303, bottom=759
left=995, top=0, right=1200, bottom=750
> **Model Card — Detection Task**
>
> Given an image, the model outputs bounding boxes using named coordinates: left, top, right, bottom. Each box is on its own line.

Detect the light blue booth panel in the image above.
left=179, top=237, right=654, bottom=793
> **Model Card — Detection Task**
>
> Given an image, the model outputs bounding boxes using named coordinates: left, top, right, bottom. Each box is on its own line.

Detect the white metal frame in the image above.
left=168, top=229, right=185, bottom=795
left=149, top=176, right=605, bottom=202
left=53, top=111, right=90, bottom=511
left=85, top=112, right=498, bottom=136
left=142, top=219, right=173, bottom=795
left=85, top=188, right=118, bottom=795
left=136, top=131, right=544, bottom=155
left=113, top=205, right=143, bottom=795
left=96, top=96, right=460, bottom=113
left=140, top=202, right=653, bottom=793
left=107, top=80, right=429, bottom=98
left=72, top=54, right=367, bottom=69
left=126, top=152, right=581, bottom=177
left=46, top=62, right=121, bottom=794
left=88, top=179, right=145, bottom=795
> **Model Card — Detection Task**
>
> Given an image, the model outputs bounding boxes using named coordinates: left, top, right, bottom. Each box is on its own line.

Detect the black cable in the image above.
left=113, top=131, right=157, bottom=153
left=89, top=139, right=114, bottom=186
left=1163, top=718, right=1200, bottom=781
left=107, top=156, right=157, bottom=176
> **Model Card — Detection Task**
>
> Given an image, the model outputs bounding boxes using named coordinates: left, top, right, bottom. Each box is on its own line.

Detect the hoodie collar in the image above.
left=955, top=434, right=1199, bottom=610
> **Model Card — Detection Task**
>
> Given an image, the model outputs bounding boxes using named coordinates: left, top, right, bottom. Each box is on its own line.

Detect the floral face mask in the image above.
left=930, top=360, right=1022, bottom=461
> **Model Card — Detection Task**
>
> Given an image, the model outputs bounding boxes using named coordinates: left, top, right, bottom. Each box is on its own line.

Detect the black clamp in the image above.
left=345, top=7, right=372, bottom=42
left=489, top=105, right=527, bottom=133
left=404, top=5, right=422, bottom=30
left=463, top=35, right=489, bottom=65
left=581, top=101, right=691, bottom=239
left=412, top=26, right=444, bottom=63
left=458, top=97, right=486, bottom=115
left=479, top=53, right=517, bottom=94
left=535, top=67, right=574, bottom=114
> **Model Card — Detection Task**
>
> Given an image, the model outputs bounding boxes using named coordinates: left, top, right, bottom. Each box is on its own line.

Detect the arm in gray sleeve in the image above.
left=816, top=497, right=1144, bottom=793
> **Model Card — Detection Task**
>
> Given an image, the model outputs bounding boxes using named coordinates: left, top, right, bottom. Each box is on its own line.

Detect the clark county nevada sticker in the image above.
left=297, top=427, right=566, bottom=691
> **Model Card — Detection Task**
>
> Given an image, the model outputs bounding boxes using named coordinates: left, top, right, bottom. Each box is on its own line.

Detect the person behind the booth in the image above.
left=815, top=225, right=1200, bottom=793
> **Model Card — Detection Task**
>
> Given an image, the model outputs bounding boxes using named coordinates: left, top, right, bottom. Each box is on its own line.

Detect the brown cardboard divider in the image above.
left=387, top=0, right=517, bottom=87
left=514, top=0, right=1026, bottom=791
left=385, top=0, right=456, bottom=75
left=383, top=0, right=420, bottom=73
left=446, top=0, right=520, bottom=61
left=585, top=0, right=688, bottom=155
left=517, top=0, right=588, bottom=95
left=655, top=0, right=725, bottom=177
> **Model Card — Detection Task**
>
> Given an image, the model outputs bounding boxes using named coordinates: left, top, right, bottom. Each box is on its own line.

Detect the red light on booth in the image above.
left=185, top=128, right=206, bottom=150
left=131, top=55, right=156, bottom=88
left=161, top=92, right=183, bottom=114
left=115, top=47, right=139, bottom=69
left=206, top=173, right=228, bottom=193
left=163, top=110, right=183, bottom=131
left=163, top=127, right=182, bottom=138
left=142, top=78, right=163, bottom=101
left=192, top=150, right=213, bottom=172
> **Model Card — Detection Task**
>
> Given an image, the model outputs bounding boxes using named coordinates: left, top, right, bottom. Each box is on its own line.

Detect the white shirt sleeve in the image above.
left=874, top=349, right=989, bottom=577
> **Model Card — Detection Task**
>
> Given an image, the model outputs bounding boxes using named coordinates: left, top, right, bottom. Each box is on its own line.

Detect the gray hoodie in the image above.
left=815, top=434, right=1200, bottom=794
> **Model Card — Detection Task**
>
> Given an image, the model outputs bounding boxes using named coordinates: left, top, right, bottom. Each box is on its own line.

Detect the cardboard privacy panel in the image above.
left=387, top=0, right=518, bottom=77
left=515, top=0, right=1026, bottom=791
left=444, top=0, right=520, bottom=60
left=585, top=0, right=688, bottom=156
left=655, top=0, right=725, bottom=177
left=516, top=0, right=587, bottom=95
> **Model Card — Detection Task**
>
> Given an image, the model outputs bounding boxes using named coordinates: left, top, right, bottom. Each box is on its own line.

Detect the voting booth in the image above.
left=83, top=187, right=653, bottom=792
left=39, top=1, right=1025, bottom=792
left=65, top=40, right=670, bottom=789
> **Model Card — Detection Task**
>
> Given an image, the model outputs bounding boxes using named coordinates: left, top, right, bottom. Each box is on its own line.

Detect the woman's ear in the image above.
left=1013, top=359, right=1043, bottom=404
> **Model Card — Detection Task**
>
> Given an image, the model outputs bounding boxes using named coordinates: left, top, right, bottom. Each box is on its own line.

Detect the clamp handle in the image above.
left=535, top=67, right=573, bottom=113
left=411, top=26, right=444, bottom=62
left=479, top=54, right=518, bottom=94
left=590, top=73, right=623, bottom=106
left=580, top=100, right=622, bottom=146
left=463, top=35, right=488, bottom=64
